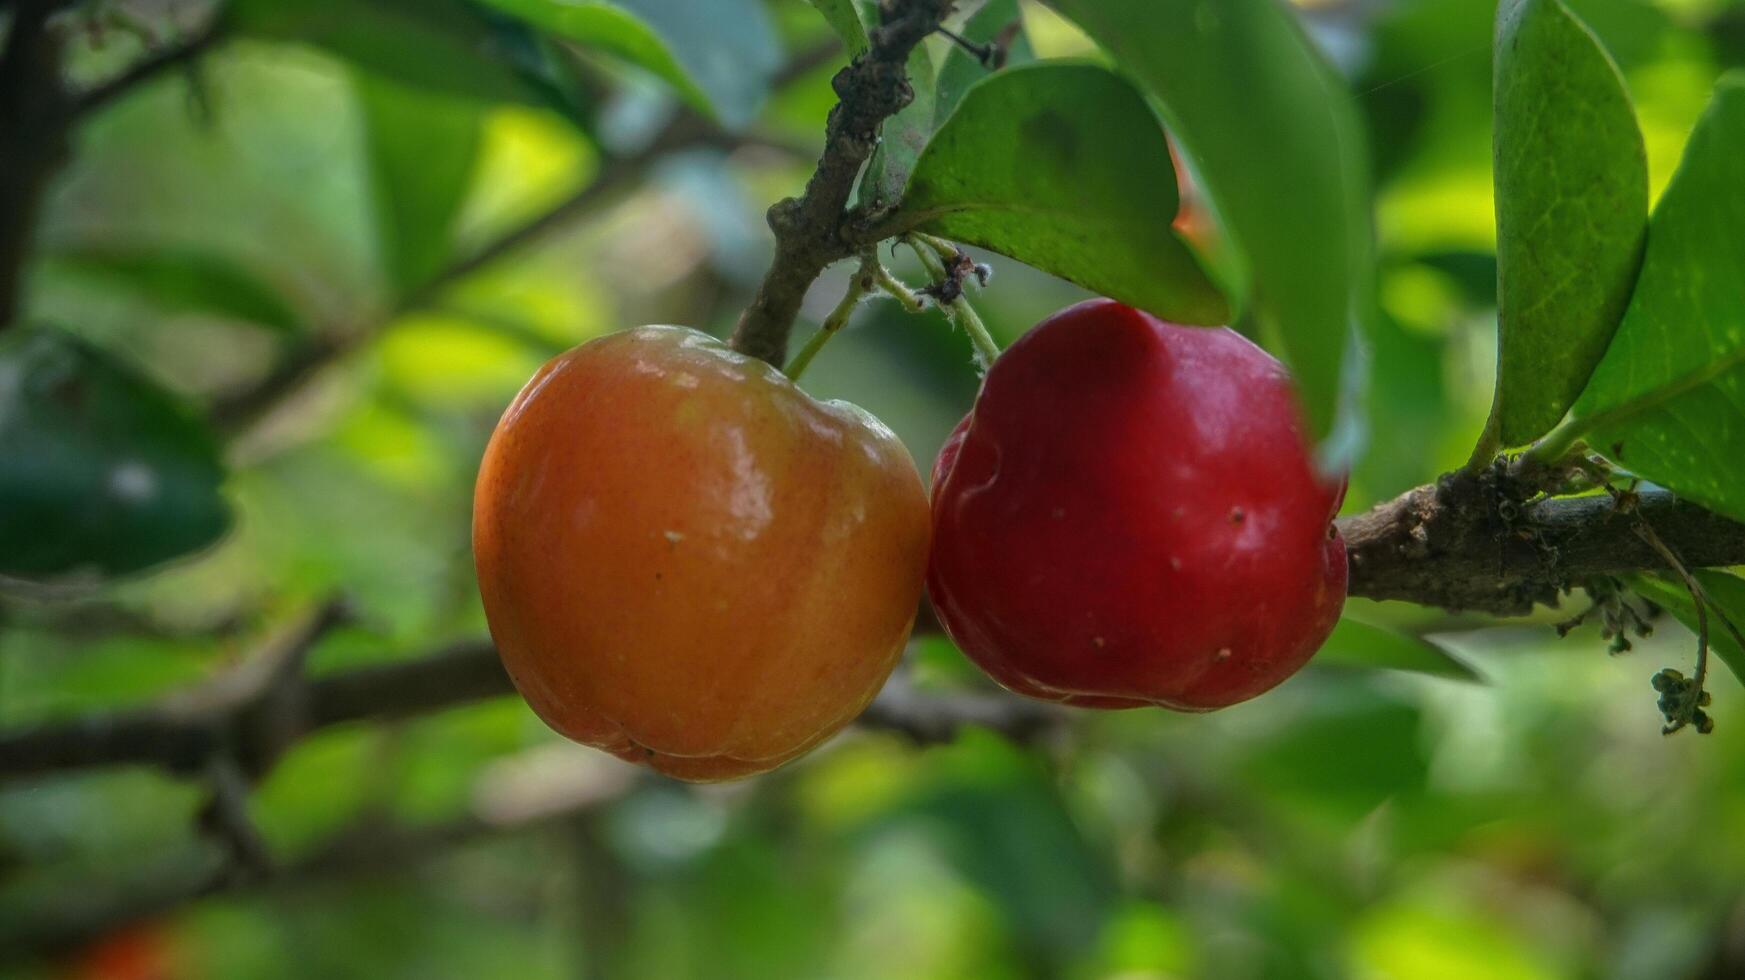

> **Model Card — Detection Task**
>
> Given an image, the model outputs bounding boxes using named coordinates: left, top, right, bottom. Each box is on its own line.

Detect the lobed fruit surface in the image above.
left=474, top=326, right=931, bottom=780
left=928, top=300, right=1347, bottom=711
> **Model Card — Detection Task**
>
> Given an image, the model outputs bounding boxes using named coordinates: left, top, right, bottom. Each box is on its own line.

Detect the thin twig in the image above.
left=729, top=0, right=958, bottom=366
left=1636, top=521, right=1710, bottom=724
left=783, top=251, right=878, bottom=381
left=197, top=755, right=273, bottom=878
left=211, top=107, right=810, bottom=435
left=903, top=234, right=1000, bottom=369
left=69, top=21, right=224, bottom=120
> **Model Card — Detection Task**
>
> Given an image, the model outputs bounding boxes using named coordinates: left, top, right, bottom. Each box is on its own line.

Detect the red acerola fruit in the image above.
left=927, top=299, right=1348, bottom=711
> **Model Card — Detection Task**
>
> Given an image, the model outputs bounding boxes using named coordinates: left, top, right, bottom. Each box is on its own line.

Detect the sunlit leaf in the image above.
left=1315, top=618, right=1484, bottom=683
left=42, top=248, right=303, bottom=335
left=0, top=329, right=229, bottom=579
left=472, top=0, right=782, bottom=130
left=892, top=62, right=1228, bottom=326
left=1045, top=0, right=1374, bottom=446
left=1481, top=0, right=1647, bottom=451
left=1561, top=75, right=1745, bottom=523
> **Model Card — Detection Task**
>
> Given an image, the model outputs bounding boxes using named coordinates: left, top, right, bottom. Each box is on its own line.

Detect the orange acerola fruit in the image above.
left=473, top=326, right=930, bottom=781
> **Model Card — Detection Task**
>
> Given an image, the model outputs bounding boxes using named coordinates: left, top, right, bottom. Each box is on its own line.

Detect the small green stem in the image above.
left=904, top=236, right=1001, bottom=371
left=1465, top=414, right=1503, bottom=474
left=1524, top=416, right=1590, bottom=469
left=874, top=264, right=926, bottom=313
left=949, top=294, right=1001, bottom=372
left=911, top=231, right=960, bottom=261
left=784, top=257, right=876, bottom=382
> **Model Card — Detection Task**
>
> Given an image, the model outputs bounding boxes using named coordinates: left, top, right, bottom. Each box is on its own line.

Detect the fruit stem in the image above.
left=1464, top=415, right=1503, bottom=475
left=873, top=264, right=927, bottom=314
left=910, top=231, right=960, bottom=262
left=903, top=235, right=1002, bottom=371
left=1522, top=416, right=1589, bottom=470
left=784, top=254, right=878, bottom=382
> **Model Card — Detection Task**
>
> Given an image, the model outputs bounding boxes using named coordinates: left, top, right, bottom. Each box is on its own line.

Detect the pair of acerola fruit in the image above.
left=473, top=299, right=1348, bottom=780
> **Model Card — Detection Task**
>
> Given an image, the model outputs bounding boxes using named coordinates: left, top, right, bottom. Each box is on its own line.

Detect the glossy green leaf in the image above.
left=809, top=0, right=870, bottom=57
left=0, top=329, right=229, bottom=579
left=1481, top=0, right=1647, bottom=451
left=230, top=0, right=536, bottom=102
left=354, top=74, right=485, bottom=293
left=933, top=0, right=1035, bottom=127
left=891, top=62, right=1228, bottom=326
left=858, top=43, right=937, bottom=209
left=1559, top=75, right=1745, bottom=523
left=1314, top=618, right=1484, bottom=683
left=1628, top=570, right=1745, bottom=688
left=1045, top=0, right=1374, bottom=443
left=44, top=248, right=302, bottom=334
left=472, top=0, right=782, bottom=130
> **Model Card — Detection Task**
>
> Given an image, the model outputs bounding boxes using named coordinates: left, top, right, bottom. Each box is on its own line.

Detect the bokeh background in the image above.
left=7, top=0, right=1745, bottom=977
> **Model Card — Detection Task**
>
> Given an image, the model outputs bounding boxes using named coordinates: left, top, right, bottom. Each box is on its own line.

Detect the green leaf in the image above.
left=1628, top=570, right=1745, bottom=689
left=1314, top=618, right=1484, bottom=683
left=1044, top=0, right=1375, bottom=444
left=858, top=43, right=937, bottom=209
left=1481, top=0, right=1647, bottom=451
left=1557, top=75, right=1745, bottom=523
left=933, top=0, right=1035, bottom=127
left=809, top=0, right=870, bottom=57
left=891, top=62, right=1228, bottom=326
left=43, top=248, right=302, bottom=334
left=230, top=0, right=537, bottom=103
left=354, top=73, right=485, bottom=293
left=472, top=0, right=782, bottom=130
left=0, top=329, right=229, bottom=580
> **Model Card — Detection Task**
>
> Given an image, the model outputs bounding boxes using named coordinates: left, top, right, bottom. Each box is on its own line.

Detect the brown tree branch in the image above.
left=0, top=0, right=71, bottom=328
left=1339, top=468, right=1745, bottom=616
left=0, top=636, right=1062, bottom=783
left=729, top=0, right=957, bottom=365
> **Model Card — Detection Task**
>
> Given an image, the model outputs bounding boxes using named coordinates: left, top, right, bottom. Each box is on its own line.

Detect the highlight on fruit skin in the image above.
left=927, top=299, right=1348, bottom=712
left=473, top=326, right=932, bottom=781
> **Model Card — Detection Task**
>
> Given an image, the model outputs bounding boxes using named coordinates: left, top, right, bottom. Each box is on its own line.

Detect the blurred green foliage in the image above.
left=4, top=0, right=1745, bottom=978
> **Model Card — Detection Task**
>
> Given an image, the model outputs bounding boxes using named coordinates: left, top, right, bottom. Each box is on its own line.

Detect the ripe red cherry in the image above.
left=927, top=299, right=1347, bottom=711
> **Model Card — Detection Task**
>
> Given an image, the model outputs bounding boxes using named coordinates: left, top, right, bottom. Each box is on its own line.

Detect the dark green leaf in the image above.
left=933, top=0, right=1035, bottom=127
left=1314, top=618, right=1484, bottom=683
left=1045, top=0, right=1375, bottom=445
left=44, top=248, right=302, bottom=334
left=1482, top=0, right=1647, bottom=450
left=230, top=0, right=536, bottom=102
left=0, top=329, right=229, bottom=579
left=892, top=62, right=1228, bottom=326
left=354, top=74, right=485, bottom=293
left=472, top=0, right=782, bottom=129
left=1560, top=75, right=1745, bottom=523
left=858, top=43, right=937, bottom=209
left=1628, top=570, right=1745, bottom=689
